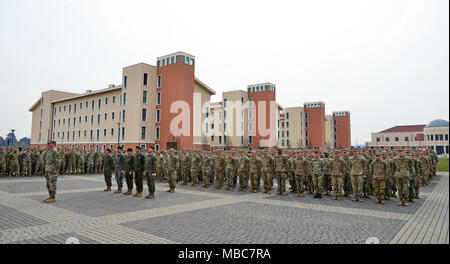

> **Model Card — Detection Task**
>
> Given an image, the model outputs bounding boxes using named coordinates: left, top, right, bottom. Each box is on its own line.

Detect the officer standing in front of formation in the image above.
left=43, top=141, right=61, bottom=203
left=103, top=148, right=115, bottom=192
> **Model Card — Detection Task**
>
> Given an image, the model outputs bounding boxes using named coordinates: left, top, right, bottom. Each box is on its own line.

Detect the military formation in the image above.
left=0, top=143, right=440, bottom=206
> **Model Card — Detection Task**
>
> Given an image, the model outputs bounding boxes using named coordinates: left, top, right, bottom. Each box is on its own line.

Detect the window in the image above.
left=91, top=100, right=94, bottom=111
left=103, top=129, right=107, bottom=136
left=171, top=56, right=174, bottom=64
left=205, top=123, right=209, bottom=134
left=112, top=112, right=115, bottom=120
left=282, top=131, right=285, bottom=138
left=249, top=136, right=253, bottom=144
left=142, top=108, right=147, bottom=122
left=282, top=122, right=285, bottom=129
left=305, top=122, right=308, bottom=128
left=97, top=114, right=100, bottom=125
left=156, top=127, right=160, bottom=140
left=104, top=113, right=107, bottom=120
left=224, top=98, right=227, bottom=107
left=211, top=135, right=214, bottom=141
left=405, top=137, right=409, bottom=142
left=286, top=131, right=290, bottom=137
left=305, top=112, right=308, bottom=119
left=123, top=93, right=127, bottom=105
left=105, top=97, right=108, bottom=105
left=156, top=109, right=160, bottom=123
left=111, top=128, right=114, bottom=136
left=85, top=115, right=87, bottom=123
left=248, top=110, right=253, bottom=120
left=248, top=122, right=253, bottom=132
left=305, top=131, right=309, bottom=137
left=376, top=137, right=380, bottom=142
left=98, top=99, right=101, bottom=110
left=157, top=75, right=162, bottom=88
left=446, top=134, right=449, bottom=141
left=143, top=73, right=148, bottom=86
left=430, top=135, right=434, bottom=141
left=156, top=92, right=161, bottom=105
left=123, top=76, right=127, bottom=88
left=224, top=122, right=227, bottom=132
left=219, top=136, right=222, bottom=144
left=141, top=127, right=146, bottom=140
left=155, top=144, right=160, bottom=151
left=89, top=130, right=92, bottom=140
left=385, top=137, right=390, bottom=142
left=79, top=116, right=81, bottom=123
left=122, top=110, right=126, bottom=122
left=395, top=137, right=399, bottom=142
left=64, top=105, right=66, bottom=112
left=440, top=134, right=444, bottom=141
left=143, top=91, right=147, bottom=104
left=84, top=130, right=86, bottom=137
left=286, top=113, right=289, bottom=119
left=435, top=134, right=439, bottom=141
left=86, top=101, right=88, bottom=108
left=121, top=127, right=125, bottom=140
left=112, top=96, right=116, bottom=104
left=286, top=122, right=289, bottom=128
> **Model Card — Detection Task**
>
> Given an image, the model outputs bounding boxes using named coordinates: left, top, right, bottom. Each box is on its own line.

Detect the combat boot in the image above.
left=281, top=192, right=286, bottom=196
left=276, top=191, right=281, bottom=195
left=169, top=187, right=175, bottom=193
left=343, top=192, right=348, bottom=197
left=123, top=189, right=132, bottom=195
left=375, top=199, right=380, bottom=204
left=318, top=193, right=322, bottom=199
left=380, top=199, right=385, bottom=204
left=403, top=200, right=409, bottom=206
left=114, top=188, right=122, bottom=194
left=398, top=200, right=404, bottom=206
left=337, top=196, right=342, bottom=200
left=145, top=194, right=155, bottom=199
left=297, top=192, right=303, bottom=197
left=364, top=193, right=371, bottom=199
left=409, top=198, right=415, bottom=203
left=242, top=188, right=247, bottom=192
left=263, top=188, right=267, bottom=194
left=386, top=196, right=391, bottom=201
left=135, top=192, right=142, bottom=197
left=332, top=195, right=338, bottom=200
left=43, top=197, right=56, bottom=203
left=313, top=193, right=319, bottom=198
left=104, top=186, right=111, bottom=192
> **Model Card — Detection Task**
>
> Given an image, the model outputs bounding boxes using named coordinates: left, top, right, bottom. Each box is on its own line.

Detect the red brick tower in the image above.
left=304, top=101, right=325, bottom=149
left=333, top=111, right=351, bottom=149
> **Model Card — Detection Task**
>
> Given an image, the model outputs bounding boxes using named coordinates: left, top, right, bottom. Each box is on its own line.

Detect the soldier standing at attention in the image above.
left=330, top=152, right=345, bottom=200
left=369, top=152, right=388, bottom=204
left=260, top=149, right=274, bottom=194
left=293, top=153, right=309, bottom=197
left=102, top=149, right=115, bottom=192
left=123, top=148, right=134, bottom=195
left=249, top=151, right=261, bottom=193
left=43, top=141, right=61, bottom=203
left=144, top=148, right=157, bottom=199
left=236, top=151, right=249, bottom=192
left=225, top=151, right=238, bottom=190
left=214, top=152, right=225, bottom=189
left=190, top=151, right=200, bottom=187
left=167, top=149, right=179, bottom=193
left=310, top=152, right=324, bottom=199
left=287, top=153, right=296, bottom=193
left=180, top=152, right=191, bottom=186
left=202, top=152, right=213, bottom=188
left=114, top=146, right=125, bottom=193
left=349, top=150, right=366, bottom=202
left=392, top=149, right=413, bottom=206
left=274, top=149, right=288, bottom=196
left=132, top=146, right=145, bottom=197
left=382, top=151, right=393, bottom=201
left=322, top=152, right=332, bottom=196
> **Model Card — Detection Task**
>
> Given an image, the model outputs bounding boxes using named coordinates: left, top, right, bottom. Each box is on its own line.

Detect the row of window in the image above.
left=247, top=85, right=275, bottom=93
left=53, top=111, right=126, bottom=128
left=426, top=134, right=448, bottom=141
left=304, top=103, right=323, bottom=108
left=54, top=96, right=119, bottom=116
left=211, top=135, right=254, bottom=145
left=333, top=112, right=348, bottom=116
left=157, top=55, right=194, bottom=67
left=52, top=127, right=126, bottom=142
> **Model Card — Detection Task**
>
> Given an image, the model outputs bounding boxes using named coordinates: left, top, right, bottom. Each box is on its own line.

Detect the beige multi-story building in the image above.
left=366, top=119, right=449, bottom=156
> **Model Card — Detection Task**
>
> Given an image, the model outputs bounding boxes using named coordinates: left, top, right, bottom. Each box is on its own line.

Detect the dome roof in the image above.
left=425, top=119, right=449, bottom=128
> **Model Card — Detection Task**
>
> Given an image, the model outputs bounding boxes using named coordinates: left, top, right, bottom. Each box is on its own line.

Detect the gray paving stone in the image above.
left=0, top=204, right=49, bottom=231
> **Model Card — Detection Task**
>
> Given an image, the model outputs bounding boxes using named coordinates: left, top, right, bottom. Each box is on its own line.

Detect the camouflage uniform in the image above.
left=202, top=155, right=214, bottom=187
left=349, top=155, right=366, bottom=201
left=144, top=152, right=156, bottom=197
left=103, top=152, right=115, bottom=189
left=322, top=155, right=332, bottom=195
left=330, top=156, right=345, bottom=199
left=287, top=156, right=296, bottom=192
left=237, top=154, right=250, bottom=191
left=369, top=156, right=388, bottom=203
left=190, top=152, right=200, bottom=186
left=225, top=154, right=238, bottom=190
left=156, top=154, right=165, bottom=182
left=124, top=152, right=134, bottom=194
left=214, top=154, right=225, bottom=189
left=293, top=156, right=309, bottom=196
left=392, top=154, right=413, bottom=206
left=167, top=153, right=179, bottom=191
left=180, top=153, right=191, bottom=185
left=260, top=154, right=274, bottom=193
left=274, top=153, right=288, bottom=195
left=133, top=151, right=145, bottom=195
left=43, top=148, right=61, bottom=199
left=249, top=154, right=261, bottom=192
left=309, top=157, right=324, bottom=197
left=9, top=150, right=19, bottom=176
left=0, top=149, right=6, bottom=177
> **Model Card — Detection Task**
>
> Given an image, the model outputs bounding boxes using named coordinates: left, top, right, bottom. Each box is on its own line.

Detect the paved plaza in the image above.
left=0, top=172, right=448, bottom=244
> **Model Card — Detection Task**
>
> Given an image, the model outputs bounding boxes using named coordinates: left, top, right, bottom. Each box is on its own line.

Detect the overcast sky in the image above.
left=0, top=0, right=448, bottom=144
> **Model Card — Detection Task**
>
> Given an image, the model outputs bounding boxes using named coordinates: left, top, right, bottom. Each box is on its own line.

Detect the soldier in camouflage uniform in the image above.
left=343, top=150, right=352, bottom=197
left=214, top=152, right=225, bottom=189
left=67, top=148, right=76, bottom=174
left=144, top=148, right=157, bottom=199
left=190, top=151, right=200, bottom=186
left=310, top=153, right=324, bottom=198
left=382, top=151, right=393, bottom=200
left=414, top=152, right=424, bottom=200
left=274, top=149, right=288, bottom=195
left=349, top=150, right=366, bottom=202
left=9, top=149, right=19, bottom=177
left=123, top=148, right=134, bottom=195
left=87, top=149, right=95, bottom=174
left=103, top=149, right=115, bottom=191
left=43, top=141, right=61, bottom=203
left=225, top=151, right=238, bottom=190
left=202, top=152, right=214, bottom=188
left=249, top=151, right=261, bottom=192
left=419, top=151, right=430, bottom=187
left=114, top=146, right=125, bottom=193
left=261, top=149, right=274, bottom=194
left=392, top=149, right=413, bottom=206
left=237, top=151, right=250, bottom=191
left=23, top=149, right=32, bottom=176
left=408, top=150, right=419, bottom=203
left=330, top=152, right=346, bottom=200
left=180, top=152, right=191, bottom=185
left=133, top=146, right=145, bottom=197
left=167, top=149, right=179, bottom=193
left=287, top=153, right=296, bottom=193
left=293, top=153, right=309, bottom=197
left=322, top=152, right=332, bottom=196
left=369, top=152, right=388, bottom=204
left=35, top=149, right=44, bottom=176
left=362, top=151, right=373, bottom=199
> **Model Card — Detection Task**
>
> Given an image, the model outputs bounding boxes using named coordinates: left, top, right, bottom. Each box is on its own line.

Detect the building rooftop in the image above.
left=379, top=125, right=426, bottom=133
left=425, top=119, right=449, bottom=128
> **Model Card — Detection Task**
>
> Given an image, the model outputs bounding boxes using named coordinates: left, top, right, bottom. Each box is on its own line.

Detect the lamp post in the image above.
left=117, top=121, right=121, bottom=149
